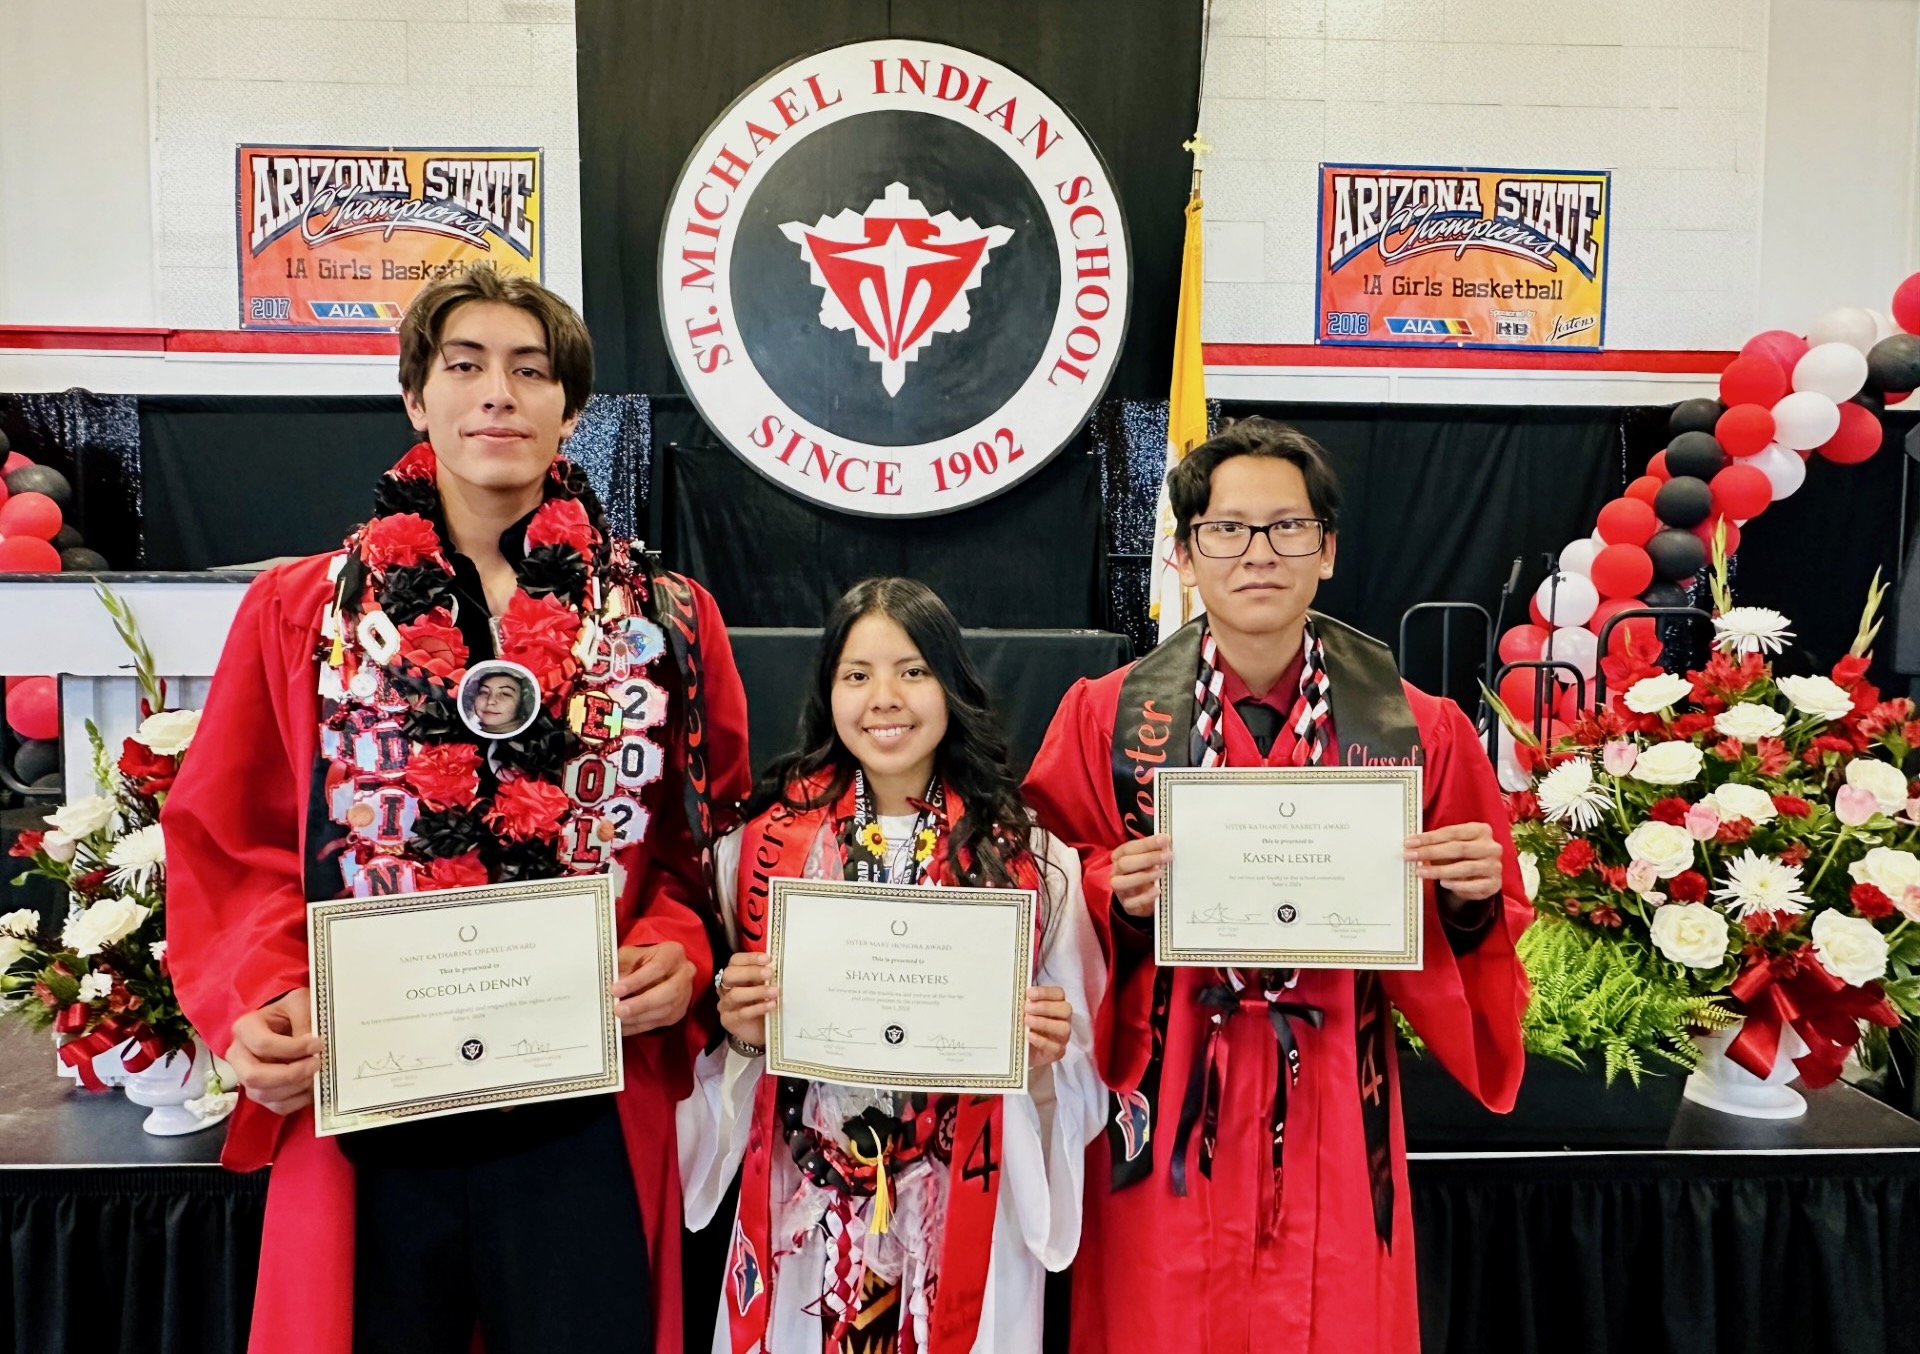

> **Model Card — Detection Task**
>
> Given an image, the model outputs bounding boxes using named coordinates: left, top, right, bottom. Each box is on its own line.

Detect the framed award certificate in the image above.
left=766, top=878, right=1034, bottom=1095
left=307, top=875, right=623, bottom=1137
left=1154, top=766, right=1424, bottom=969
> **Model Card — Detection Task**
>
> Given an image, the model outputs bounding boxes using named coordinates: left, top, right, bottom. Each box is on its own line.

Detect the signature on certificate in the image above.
left=926, top=1033, right=990, bottom=1053
left=793, top=1022, right=867, bottom=1043
left=1324, top=911, right=1386, bottom=928
left=499, top=1038, right=587, bottom=1059
left=1189, top=902, right=1266, bottom=925
left=353, top=1052, right=446, bottom=1080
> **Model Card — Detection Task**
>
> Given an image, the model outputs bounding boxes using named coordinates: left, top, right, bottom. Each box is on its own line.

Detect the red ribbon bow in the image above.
left=1728, top=950, right=1899, bottom=1087
left=56, top=1018, right=174, bottom=1091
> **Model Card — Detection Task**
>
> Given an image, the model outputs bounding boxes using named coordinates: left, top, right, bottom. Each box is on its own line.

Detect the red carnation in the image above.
left=1597, top=864, right=1628, bottom=891
left=1668, top=870, right=1709, bottom=902
left=1649, top=797, right=1691, bottom=826
left=1857, top=698, right=1914, bottom=739
left=495, top=591, right=580, bottom=698
left=525, top=498, right=600, bottom=557
left=390, top=443, right=437, bottom=481
left=1756, top=738, right=1791, bottom=776
left=1852, top=883, right=1896, bottom=919
left=1507, top=791, right=1540, bottom=822
left=1832, top=654, right=1872, bottom=691
left=406, top=743, right=481, bottom=811
left=361, top=513, right=445, bottom=571
left=1804, top=735, right=1856, bottom=764
left=396, top=613, right=468, bottom=685
left=1771, top=794, right=1812, bottom=819
left=8, top=831, right=44, bottom=859
left=418, top=852, right=490, bottom=892
left=117, top=739, right=179, bottom=796
left=1669, top=713, right=1715, bottom=739
left=1556, top=839, right=1596, bottom=876
left=485, top=776, right=571, bottom=842
left=1780, top=842, right=1811, bottom=867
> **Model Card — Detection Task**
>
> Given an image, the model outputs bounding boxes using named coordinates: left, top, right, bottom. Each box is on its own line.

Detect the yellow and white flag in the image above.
left=1148, top=190, right=1208, bottom=642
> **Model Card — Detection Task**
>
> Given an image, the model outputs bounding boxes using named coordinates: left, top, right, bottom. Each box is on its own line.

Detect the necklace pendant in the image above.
left=348, top=664, right=381, bottom=700
left=357, top=609, right=401, bottom=665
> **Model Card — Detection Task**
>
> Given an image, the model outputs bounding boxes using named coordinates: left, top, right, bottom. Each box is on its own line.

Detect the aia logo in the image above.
left=660, top=39, right=1129, bottom=515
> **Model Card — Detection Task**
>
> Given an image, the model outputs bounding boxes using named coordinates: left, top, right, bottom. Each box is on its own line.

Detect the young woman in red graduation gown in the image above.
left=679, top=578, right=1106, bottom=1354
left=1023, top=418, right=1531, bottom=1354
left=162, top=269, right=750, bottom=1354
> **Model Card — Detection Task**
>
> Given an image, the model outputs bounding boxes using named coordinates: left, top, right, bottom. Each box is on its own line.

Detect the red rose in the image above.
left=1668, top=870, right=1709, bottom=902
left=1771, top=794, right=1812, bottom=819
left=1556, top=839, right=1596, bottom=876
left=1507, top=791, right=1540, bottom=822
left=1649, top=797, right=1691, bottom=826
left=485, top=777, right=571, bottom=842
left=396, top=613, right=468, bottom=685
left=495, top=592, right=580, bottom=697
left=1714, top=818, right=1753, bottom=845
left=8, top=831, right=44, bottom=859
left=390, top=443, right=437, bottom=481
left=525, top=498, right=600, bottom=558
left=1780, top=842, right=1811, bottom=867
left=406, top=743, right=481, bottom=811
left=361, top=513, right=445, bottom=571
left=418, top=852, right=490, bottom=892
left=1852, top=883, right=1896, bottom=919
left=1832, top=654, right=1872, bottom=691
left=117, top=740, right=179, bottom=796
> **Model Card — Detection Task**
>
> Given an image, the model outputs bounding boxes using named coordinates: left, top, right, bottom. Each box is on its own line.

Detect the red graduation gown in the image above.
left=1022, top=664, right=1529, bottom=1354
left=160, top=552, right=752, bottom=1354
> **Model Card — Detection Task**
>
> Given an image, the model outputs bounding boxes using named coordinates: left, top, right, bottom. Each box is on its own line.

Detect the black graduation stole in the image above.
left=1106, top=611, right=1418, bottom=1248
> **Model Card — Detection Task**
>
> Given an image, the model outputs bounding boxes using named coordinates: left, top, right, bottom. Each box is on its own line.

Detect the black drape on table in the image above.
left=575, top=0, right=1203, bottom=402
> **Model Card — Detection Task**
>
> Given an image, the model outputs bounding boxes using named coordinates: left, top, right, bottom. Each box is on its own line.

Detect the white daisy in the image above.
left=106, top=824, right=166, bottom=889
left=1537, top=757, right=1612, bottom=833
left=1711, top=849, right=1813, bottom=919
left=1713, top=607, right=1794, bottom=656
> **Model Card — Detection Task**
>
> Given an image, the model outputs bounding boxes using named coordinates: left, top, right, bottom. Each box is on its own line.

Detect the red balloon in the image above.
left=1648, top=450, right=1671, bottom=481
left=1528, top=594, right=1550, bottom=629
left=1894, top=272, right=1920, bottom=335
left=1711, top=463, right=1772, bottom=520
left=1886, top=389, right=1913, bottom=407
left=1605, top=613, right=1657, bottom=659
left=0, top=491, right=62, bottom=541
left=1690, top=514, right=1742, bottom=555
left=1590, top=543, right=1655, bottom=599
left=1624, top=474, right=1663, bottom=506
left=1740, top=330, right=1809, bottom=375
left=1715, top=403, right=1775, bottom=458
left=1498, top=623, right=1549, bottom=665
left=1588, top=595, right=1636, bottom=635
left=5, top=675, right=57, bottom=741
left=1498, top=668, right=1541, bottom=720
left=1554, top=684, right=1592, bottom=725
left=0, top=452, right=29, bottom=477
left=1815, top=401, right=1883, bottom=464
left=1596, top=496, right=1659, bottom=547
left=0, top=537, right=59, bottom=572
left=1719, top=355, right=1789, bottom=408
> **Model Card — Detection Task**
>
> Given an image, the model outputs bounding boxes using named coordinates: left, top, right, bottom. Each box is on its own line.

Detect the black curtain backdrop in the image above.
left=574, top=0, right=1202, bottom=403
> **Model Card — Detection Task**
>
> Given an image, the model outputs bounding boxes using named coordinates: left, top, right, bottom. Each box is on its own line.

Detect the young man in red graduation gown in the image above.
left=162, top=268, right=750, bottom=1354
left=1023, top=417, right=1529, bottom=1354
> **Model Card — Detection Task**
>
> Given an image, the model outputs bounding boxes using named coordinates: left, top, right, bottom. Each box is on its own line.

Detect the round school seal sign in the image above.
left=660, top=39, right=1130, bottom=516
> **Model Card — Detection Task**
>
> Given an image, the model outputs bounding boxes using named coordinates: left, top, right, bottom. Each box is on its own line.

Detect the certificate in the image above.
left=307, top=875, right=623, bottom=1137
left=766, top=879, right=1033, bottom=1094
left=1154, top=766, right=1424, bottom=969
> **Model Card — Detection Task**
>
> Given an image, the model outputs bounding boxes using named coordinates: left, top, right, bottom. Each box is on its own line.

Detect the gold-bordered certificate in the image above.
left=766, top=878, right=1034, bottom=1094
left=1154, top=766, right=1424, bottom=969
left=307, top=875, right=623, bottom=1137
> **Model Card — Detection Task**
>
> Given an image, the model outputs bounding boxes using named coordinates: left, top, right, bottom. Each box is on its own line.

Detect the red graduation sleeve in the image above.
left=1381, top=690, right=1531, bottom=1113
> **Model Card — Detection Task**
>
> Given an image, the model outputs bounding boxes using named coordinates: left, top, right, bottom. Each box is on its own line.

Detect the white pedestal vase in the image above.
left=121, top=1036, right=221, bottom=1135
left=1683, top=1021, right=1810, bottom=1119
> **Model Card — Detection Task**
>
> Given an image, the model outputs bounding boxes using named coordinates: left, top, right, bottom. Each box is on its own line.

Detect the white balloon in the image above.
left=1771, top=390, right=1841, bottom=450
left=1559, top=537, right=1599, bottom=577
left=1750, top=442, right=1807, bottom=500
left=1591, top=528, right=1608, bottom=551
left=1544, top=625, right=1599, bottom=683
left=1792, top=341, right=1869, bottom=401
left=1805, top=305, right=1878, bottom=354
left=1874, top=309, right=1902, bottom=342
left=1495, top=726, right=1530, bottom=792
left=1533, top=571, right=1599, bottom=628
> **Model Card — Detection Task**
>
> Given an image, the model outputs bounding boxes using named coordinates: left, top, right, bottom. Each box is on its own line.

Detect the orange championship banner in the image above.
left=1315, top=163, right=1609, bottom=351
left=237, top=145, right=542, bottom=331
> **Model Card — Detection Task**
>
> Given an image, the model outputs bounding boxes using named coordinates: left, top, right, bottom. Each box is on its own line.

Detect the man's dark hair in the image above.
left=398, top=265, right=594, bottom=418
left=1166, top=416, right=1342, bottom=543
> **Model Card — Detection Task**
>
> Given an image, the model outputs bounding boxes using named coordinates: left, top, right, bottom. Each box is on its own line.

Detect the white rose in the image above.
left=133, top=709, right=201, bottom=757
left=48, top=796, right=116, bottom=839
left=1626, top=820, right=1697, bottom=878
left=1625, top=673, right=1694, bottom=713
left=1811, top=909, right=1890, bottom=987
left=1714, top=702, right=1786, bottom=743
left=1708, top=782, right=1778, bottom=827
left=61, top=897, right=151, bottom=958
left=1518, top=853, right=1541, bottom=902
left=1848, top=847, right=1920, bottom=898
left=41, top=830, right=76, bottom=864
left=1846, top=758, right=1910, bottom=813
left=1631, top=740, right=1705, bottom=786
left=1651, top=903, right=1731, bottom=969
left=1776, top=674, right=1855, bottom=723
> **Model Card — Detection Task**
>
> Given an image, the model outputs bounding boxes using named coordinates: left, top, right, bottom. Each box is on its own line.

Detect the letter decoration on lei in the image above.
left=311, top=443, right=674, bottom=894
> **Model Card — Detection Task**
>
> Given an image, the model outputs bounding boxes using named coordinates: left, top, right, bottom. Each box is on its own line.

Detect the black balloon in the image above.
left=12, top=738, right=57, bottom=786
left=1866, top=334, right=1920, bottom=394
left=1642, top=581, right=1691, bottom=609
left=1647, top=527, right=1708, bottom=581
left=29, top=773, right=63, bottom=794
left=1669, top=398, right=1723, bottom=437
left=3, top=464, right=72, bottom=510
left=50, top=525, right=82, bottom=551
left=1666, top=431, right=1727, bottom=480
left=58, top=547, right=109, bottom=572
left=1854, top=390, right=1886, bottom=418
left=0, top=429, right=9, bottom=453
left=1654, top=475, right=1713, bottom=528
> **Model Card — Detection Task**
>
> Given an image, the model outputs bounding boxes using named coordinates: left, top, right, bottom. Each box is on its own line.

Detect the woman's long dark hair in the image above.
left=751, top=577, right=1034, bottom=887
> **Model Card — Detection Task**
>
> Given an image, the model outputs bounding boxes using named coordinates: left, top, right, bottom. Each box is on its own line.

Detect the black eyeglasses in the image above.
left=1189, top=518, right=1327, bottom=558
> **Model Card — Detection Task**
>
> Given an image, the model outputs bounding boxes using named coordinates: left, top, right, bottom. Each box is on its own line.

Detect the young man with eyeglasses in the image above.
left=1024, top=417, right=1528, bottom=1354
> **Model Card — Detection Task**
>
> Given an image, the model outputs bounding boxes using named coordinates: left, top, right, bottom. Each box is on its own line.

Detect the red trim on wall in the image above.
left=1203, top=343, right=1736, bottom=373
left=0, top=326, right=169, bottom=352
left=0, top=326, right=397, bottom=356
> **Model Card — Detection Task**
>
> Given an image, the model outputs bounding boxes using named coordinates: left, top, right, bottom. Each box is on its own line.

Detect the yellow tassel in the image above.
left=850, top=1128, right=891, bottom=1235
